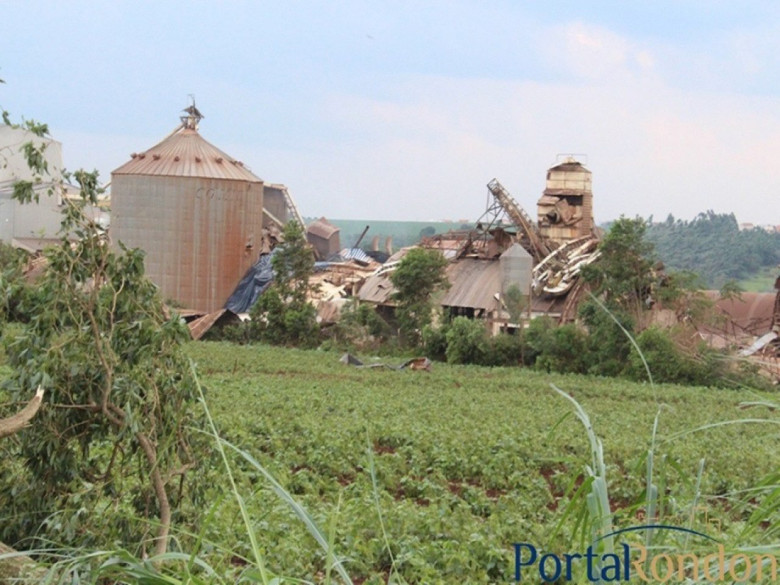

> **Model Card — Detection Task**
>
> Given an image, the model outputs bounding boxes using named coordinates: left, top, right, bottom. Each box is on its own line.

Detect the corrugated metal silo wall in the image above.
left=111, top=174, right=264, bottom=312
left=263, top=187, right=287, bottom=227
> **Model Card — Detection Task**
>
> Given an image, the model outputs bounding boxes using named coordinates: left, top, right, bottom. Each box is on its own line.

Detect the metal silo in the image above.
left=500, top=243, right=533, bottom=298
left=111, top=106, right=264, bottom=312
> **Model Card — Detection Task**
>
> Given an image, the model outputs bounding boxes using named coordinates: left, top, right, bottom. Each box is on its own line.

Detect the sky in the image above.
left=1, top=1, right=778, bottom=225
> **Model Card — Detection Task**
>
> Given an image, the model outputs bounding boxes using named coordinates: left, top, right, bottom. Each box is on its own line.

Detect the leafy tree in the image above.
left=330, top=299, right=392, bottom=352
left=0, top=116, right=205, bottom=556
left=390, top=247, right=449, bottom=346
left=249, top=221, right=319, bottom=347
left=581, top=216, right=656, bottom=319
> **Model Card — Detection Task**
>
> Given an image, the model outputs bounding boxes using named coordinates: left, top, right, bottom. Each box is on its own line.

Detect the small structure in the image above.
left=0, top=125, right=69, bottom=246
left=537, top=157, right=595, bottom=246
left=111, top=104, right=265, bottom=312
left=0, top=125, right=108, bottom=251
left=263, top=183, right=289, bottom=228
left=306, top=217, right=341, bottom=260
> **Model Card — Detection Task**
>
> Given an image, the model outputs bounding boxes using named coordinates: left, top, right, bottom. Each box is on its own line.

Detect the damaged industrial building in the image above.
left=356, top=157, right=601, bottom=332
left=2, top=107, right=778, bottom=382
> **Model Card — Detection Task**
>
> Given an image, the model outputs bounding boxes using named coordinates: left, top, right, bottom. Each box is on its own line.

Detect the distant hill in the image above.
left=645, top=211, right=779, bottom=289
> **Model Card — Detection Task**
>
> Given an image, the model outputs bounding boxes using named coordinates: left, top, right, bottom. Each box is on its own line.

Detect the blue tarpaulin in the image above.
left=224, top=249, right=278, bottom=313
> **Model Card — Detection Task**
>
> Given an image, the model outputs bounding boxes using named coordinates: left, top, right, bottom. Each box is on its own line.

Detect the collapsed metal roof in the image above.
left=441, top=259, right=501, bottom=311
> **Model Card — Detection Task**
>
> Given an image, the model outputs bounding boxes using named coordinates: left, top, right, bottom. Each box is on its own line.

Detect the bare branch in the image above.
left=0, top=387, right=44, bottom=439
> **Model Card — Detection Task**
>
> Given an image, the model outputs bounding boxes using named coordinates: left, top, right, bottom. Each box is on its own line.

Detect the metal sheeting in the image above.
left=357, top=272, right=396, bottom=304
left=703, top=291, right=776, bottom=336
left=334, top=248, right=371, bottom=263
left=441, top=259, right=502, bottom=311
left=113, top=128, right=262, bottom=182
left=500, top=243, right=532, bottom=296
left=111, top=174, right=265, bottom=313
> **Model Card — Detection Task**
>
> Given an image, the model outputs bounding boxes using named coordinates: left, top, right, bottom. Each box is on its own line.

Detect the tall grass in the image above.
left=551, top=301, right=779, bottom=583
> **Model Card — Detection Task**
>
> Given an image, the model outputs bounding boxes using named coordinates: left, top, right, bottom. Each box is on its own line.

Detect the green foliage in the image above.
left=626, top=326, right=713, bottom=385
left=179, top=341, right=778, bottom=583
left=249, top=221, right=319, bottom=347
left=647, top=211, right=780, bottom=288
left=330, top=300, right=392, bottom=352
left=525, top=319, right=590, bottom=374
left=719, top=278, right=744, bottom=301
left=444, top=317, right=489, bottom=364
left=502, top=283, right=528, bottom=325
left=578, top=301, right=634, bottom=377
left=421, top=322, right=449, bottom=361
left=582, top=216, right=656, bottom=318
left=390, top=248, right=449, bottom=346
left=0, top=173, right=204, bottom=554
left=0, top=242, right=31, bottom=325
left=424, top=321, right=526, bottom=367
left=484, top=332, right=524, bottom=367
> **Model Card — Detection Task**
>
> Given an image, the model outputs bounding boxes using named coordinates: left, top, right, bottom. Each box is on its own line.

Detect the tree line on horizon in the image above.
left=641, top=211, right=777, bottom=289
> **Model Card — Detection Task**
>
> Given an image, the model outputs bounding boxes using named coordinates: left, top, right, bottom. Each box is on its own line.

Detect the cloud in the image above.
left=537, top=22, right=658, bottom=84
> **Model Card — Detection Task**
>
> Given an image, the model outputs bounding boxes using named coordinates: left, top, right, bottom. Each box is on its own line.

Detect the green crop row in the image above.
left=181, top=341, right=779, bottom=583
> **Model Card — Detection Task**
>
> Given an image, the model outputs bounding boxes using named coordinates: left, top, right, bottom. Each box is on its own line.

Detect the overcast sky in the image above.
left=1, top=1, right=778, bottom=224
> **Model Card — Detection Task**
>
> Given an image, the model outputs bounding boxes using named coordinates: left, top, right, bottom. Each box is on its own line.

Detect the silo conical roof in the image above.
left=112, top=126, right=262, bottom=183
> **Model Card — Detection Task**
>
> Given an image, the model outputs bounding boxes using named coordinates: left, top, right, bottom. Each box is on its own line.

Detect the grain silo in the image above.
left=536, top=157, right=594, bottom=246
left=111, top=105, right=264, bottom=312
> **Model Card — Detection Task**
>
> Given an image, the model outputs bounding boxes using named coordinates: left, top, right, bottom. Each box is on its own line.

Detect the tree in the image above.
left=249, top=221, right=319, bottom=347
left=0, top=118, right=205, bottom=556
left=581, top=216, right=656, bottom=319
left=390, top=247, right=449, bottom=346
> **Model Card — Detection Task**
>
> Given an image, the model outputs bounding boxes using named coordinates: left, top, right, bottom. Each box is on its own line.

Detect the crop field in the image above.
left=186, top=342, right=780, bottom=584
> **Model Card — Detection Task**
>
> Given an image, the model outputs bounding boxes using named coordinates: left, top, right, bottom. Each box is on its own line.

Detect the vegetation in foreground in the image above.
left=188, top=341, right=778, bottom=583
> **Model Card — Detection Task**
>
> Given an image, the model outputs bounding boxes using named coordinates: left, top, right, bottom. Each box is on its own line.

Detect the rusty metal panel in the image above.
left=702, top=291, right=776, bottom=336
left=306, top=218, right=341, bottom=259
left=111, top=174, right=264, bottom=312
left=113, top=128, right=262, bottom=183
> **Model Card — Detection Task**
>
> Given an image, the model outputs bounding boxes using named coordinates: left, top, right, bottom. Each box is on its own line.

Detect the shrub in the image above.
left=421, top=322, right=449, bottom=361
left=486, top=332, right=525, bottom=367
left=445, top=317, right=489, bottom=365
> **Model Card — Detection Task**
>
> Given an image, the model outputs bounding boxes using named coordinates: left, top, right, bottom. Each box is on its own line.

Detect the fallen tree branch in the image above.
left=0, top=541, right=47, bottom=584
left=0, top=387, right=44, bottom=440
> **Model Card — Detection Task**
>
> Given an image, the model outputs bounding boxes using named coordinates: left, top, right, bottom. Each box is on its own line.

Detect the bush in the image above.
left=445, top=317, right=489, bottom=365
left=329, top=301, right=392, bottom=352
left=421, top=323, right=449, bottom=361
left=486, top=333, right=525, bottom=367
left=628, top=326, right=737, bottom=387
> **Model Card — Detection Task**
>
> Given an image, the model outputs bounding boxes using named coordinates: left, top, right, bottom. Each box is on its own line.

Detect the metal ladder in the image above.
left=278, top=185, right=305, bottom=228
